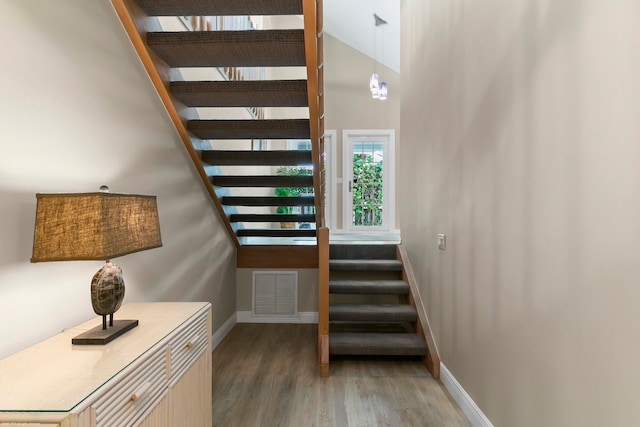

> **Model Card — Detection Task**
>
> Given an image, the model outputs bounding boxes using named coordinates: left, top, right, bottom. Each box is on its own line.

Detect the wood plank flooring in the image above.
left=212, top=324, right=470, bottom=426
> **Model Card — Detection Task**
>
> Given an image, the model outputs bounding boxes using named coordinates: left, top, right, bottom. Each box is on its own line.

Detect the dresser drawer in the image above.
left=91, top=344, right=168, bottom=427
left=168, top=310, right=208, bottom=386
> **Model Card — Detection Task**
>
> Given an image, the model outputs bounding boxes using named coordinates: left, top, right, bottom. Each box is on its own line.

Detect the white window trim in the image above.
left=324, top=130, right=337, bottom=230
left=342, top=129, right=396, bottom=233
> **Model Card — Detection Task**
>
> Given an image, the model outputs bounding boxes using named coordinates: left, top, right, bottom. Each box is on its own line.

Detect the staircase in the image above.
left=111, top=0, right=325, bottom=249
left=328, top=244, right=429, bottom=358
left=110, top=0, right=437, bottom=379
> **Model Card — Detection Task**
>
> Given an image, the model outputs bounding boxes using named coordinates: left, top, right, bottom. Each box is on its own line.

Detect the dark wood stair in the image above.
left=133, top=0, right=303, bottom=17
left=328, top=244, right=428, bottom=358
left=237, top=228, right=316, bottom=238
left=330, top=332, right=427, bottom=356
left=171, top=80, right=308, bottom=108
left=202, top=150, right=312, bottom=166
left=211, top=175, right=313, bottom=188
left=329, top=304, right=418, bottom=322
left=330, top=280, right=410, bottom=295
left=146, top=30, right=306, bottom=67
left=229, top=214, right=316, bottom=223
left=117, top=0, right=324, bottom=246
left=187, top=119, right=311, bottom=140
left=221, top=196, right=315, bottom=207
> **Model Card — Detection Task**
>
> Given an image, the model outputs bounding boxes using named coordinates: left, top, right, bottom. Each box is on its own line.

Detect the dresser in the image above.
left=0, top=302, right=212, bottom=427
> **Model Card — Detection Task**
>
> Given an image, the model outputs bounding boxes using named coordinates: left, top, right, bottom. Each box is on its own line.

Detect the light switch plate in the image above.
left=438, top=234, right=446, bottom=250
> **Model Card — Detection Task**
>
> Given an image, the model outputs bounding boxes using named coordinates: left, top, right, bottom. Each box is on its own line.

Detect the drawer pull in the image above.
left=130, top=382, right=151, bottom=402
left=185, top=335, right=200, bottom=349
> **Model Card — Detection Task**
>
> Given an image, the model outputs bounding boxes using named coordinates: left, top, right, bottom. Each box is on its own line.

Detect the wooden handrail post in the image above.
left=302, top=0, right=324, bottom=227
left=317, top=226, right=329, bottom=377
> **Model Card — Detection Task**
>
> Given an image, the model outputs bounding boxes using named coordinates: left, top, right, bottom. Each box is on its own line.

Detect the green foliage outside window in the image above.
left=274, top=166, right=314, bottom=214
left=352, top=154, right=383, bottom=226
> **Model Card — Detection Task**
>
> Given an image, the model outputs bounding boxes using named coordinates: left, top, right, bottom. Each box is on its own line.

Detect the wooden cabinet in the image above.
left=0, top=302, right=212, bottom=427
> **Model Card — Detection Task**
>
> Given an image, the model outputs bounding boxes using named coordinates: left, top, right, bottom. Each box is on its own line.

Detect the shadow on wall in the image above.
left=403, top=0, right=589, bottom=355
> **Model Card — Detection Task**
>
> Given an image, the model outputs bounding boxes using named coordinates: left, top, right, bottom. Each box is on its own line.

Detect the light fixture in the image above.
left=31, top=186, right=162, bottom=345
left=369, top=13, right=388, bottom=100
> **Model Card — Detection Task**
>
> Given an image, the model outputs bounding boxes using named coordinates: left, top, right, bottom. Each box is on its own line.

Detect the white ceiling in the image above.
left=323, top=0, right=400, bottom=72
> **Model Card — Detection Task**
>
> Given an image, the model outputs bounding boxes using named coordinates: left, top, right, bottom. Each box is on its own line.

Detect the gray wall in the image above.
left=400, top=0, right=640, bottom=425
left=0, top=0, right=237, bottom=359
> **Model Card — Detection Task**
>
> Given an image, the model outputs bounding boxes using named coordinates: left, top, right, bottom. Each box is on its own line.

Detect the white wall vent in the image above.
left=252, top=271, right=298, bottom=318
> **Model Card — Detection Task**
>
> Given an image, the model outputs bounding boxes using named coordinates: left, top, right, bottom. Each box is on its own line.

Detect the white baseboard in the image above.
left=211, top=312, right=237, bottom=351
left=237, top=311, right=318, bottom=324
left=440, top=363, right=493, bottom=427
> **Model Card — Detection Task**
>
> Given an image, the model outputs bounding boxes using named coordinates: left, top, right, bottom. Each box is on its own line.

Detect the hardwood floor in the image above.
left=212, top=324, right=470, bottom=426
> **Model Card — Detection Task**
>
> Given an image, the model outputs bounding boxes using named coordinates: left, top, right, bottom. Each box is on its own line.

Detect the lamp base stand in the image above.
left=72, top=319, right=138, bottom=345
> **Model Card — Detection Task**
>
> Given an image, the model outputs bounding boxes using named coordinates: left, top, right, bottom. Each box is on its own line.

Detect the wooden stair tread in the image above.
left=329, top=280, right=409, bottom=295
left=329, top=259, right=404, bottom=272
left=329, top=332, right=427, bottom=356
left=146, top=30, right=306, bottom=67
left=221, top=196, right=315, bottom=206
left=202, top=150, right=312, bottom=166
left=330, top=304, right=417, bottom=322
left=229, top=214, right=315, bottom=223
left=188, top=119, right=310, bottom=140
left=237, top=229, right=316, bottom=238
left=211, top=175, right=313, bottom=188
left=171, top=80, right=308, bottom=107
left=133, top=0, right=303, bottom=16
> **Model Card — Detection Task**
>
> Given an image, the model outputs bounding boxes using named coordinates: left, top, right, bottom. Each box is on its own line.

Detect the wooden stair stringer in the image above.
left=111, top=0, right=240, bottom=247
left=302, top=0, right=324, bottom=227
left=397, top=245, right=441, bottom=379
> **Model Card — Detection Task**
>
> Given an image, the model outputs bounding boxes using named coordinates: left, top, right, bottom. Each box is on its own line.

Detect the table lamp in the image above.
left=30, top=186, right=162, bottom=345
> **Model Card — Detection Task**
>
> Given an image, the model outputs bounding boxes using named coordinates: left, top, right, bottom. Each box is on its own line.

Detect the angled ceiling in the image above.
left=323, top=0, right=400, bottom=73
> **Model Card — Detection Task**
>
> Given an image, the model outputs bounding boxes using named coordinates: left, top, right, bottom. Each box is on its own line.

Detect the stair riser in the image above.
left=329, top=280, right=409, bottom=295
left=330, top=314, right=417, bottom=323
left=329, top=348, right=427, bottom=356
left=329, top=263, right=403, bottom=272
left=329, top=271, right=403, bottom=282
left=329, top=294, right=405, bottom=305
left=330, top=244, right=398, bottom=260
left=329, top=332, right=427, bottom=357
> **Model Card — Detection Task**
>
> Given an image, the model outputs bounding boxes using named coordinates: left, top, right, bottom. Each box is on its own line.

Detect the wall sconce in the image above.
left=31, top=186, right=162, bottom=345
